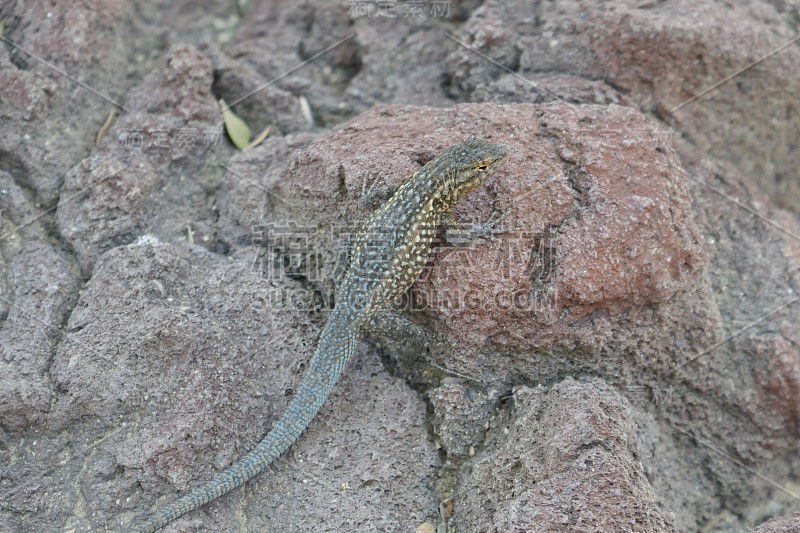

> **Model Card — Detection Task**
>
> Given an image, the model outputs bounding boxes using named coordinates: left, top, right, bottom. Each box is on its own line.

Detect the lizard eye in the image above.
left=477, top=164, right=488, bottom=172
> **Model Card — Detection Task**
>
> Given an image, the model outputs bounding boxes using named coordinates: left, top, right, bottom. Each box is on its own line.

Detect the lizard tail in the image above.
left=134, top=316, right=358, bottom=533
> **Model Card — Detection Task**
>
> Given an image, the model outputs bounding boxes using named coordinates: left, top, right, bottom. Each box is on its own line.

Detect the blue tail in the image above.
left=135, top=313, right=358, bottom=532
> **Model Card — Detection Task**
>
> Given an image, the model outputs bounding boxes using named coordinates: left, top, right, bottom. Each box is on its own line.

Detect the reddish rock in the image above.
left=254, top=101, right=706, bottom=363
left=0, top=0, right=137, bottom=205
left=751, top=512, right=800, bottom=533
left=429, top=379, right=494, bottom=457
left=1, top=1, right=798, bottom=532
left=43, top=238, right=438, bottom=531
left=220, top=101, right=798, bottom=530
left=55, top=44, right=224, bottom=276
left=455, top=379, right=677, bottom=532
left=0, top=241, right=78, bottom=430
left=449, top=0, right=800, bottom=211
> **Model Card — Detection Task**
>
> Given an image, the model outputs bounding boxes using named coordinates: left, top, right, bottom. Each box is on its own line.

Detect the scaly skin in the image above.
left=134, top=138, right=509, bottom=532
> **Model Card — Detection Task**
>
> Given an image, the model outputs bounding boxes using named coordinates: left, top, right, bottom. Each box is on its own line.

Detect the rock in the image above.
left=455, top=379, right=677, bottom=532
left=42, top=237, right=438, bottom=531
left=232, top=101, right=798, bottom=531
left=0, top=241, right=79, bottom=430
left=429, top=380, right=494, bottom=458
left=750, top=512, right=800, bottom=533
left=448, top=0, right=800, bottom=211
left=55, top=43, right=225, bottom=276
left=0, top=0, right=139, bottom=206
left=1, top=1, right=798, bottom=531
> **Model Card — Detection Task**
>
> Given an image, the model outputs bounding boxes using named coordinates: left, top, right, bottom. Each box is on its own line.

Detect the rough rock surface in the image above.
left=55, top=44, right=225, bottom=276
left=429, top=380, right=494, bottom=458
left=456, top=379, right=677, bottom=532
left=0, top=0, right=139, bottom=206
left=750, top=512, right=800, bottom=532
left=39, top=238, right=438, bottom=532
left=1, top=1, right=799, bottom=532
left=449, top=0, right=800, bottom=211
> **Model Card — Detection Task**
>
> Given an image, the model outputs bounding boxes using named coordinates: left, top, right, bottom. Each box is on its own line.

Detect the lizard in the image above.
left=133, top=137, right=510, bottom=532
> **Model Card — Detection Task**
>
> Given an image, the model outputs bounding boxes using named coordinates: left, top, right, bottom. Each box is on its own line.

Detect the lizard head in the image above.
left=440, top=138, right=509, bottom=203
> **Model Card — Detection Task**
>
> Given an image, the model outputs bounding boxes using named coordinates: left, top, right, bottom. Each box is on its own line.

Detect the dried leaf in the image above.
left=219, top=98, right=251, bottom=150
left=243, top=126, right=270, bottom=151
left=95, top=110, right=116, bottom=146
left=299, top=95, right=314, bottom=127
